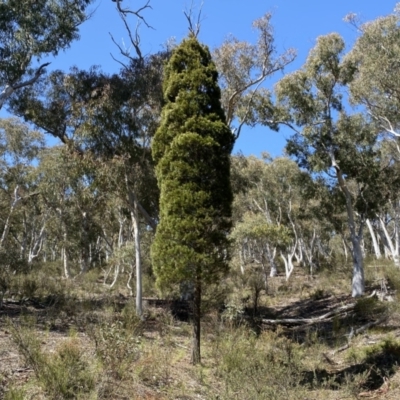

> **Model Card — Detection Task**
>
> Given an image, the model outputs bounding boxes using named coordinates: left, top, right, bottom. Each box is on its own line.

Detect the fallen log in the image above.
left=261, top=303, right=355, bottom=326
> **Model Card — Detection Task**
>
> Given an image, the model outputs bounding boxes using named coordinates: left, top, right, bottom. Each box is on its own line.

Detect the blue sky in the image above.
left=34, top=0, right=399, bottom=156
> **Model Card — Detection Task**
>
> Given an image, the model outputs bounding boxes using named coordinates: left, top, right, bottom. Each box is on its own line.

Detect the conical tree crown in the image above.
left=153, top=36, right=232, bottom=164
left=151, top=36, right=234, bottom=289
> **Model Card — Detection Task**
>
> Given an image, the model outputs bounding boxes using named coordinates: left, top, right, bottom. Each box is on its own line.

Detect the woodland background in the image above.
left=2, top=1, right=400, bottom=399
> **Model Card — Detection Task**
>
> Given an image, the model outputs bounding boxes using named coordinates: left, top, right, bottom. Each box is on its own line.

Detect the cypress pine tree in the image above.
left=151, top=35, right=234, bottom=364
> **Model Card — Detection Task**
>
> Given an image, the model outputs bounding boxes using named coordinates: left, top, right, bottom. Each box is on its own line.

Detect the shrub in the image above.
left=9, top=321, right=97, bottom=399
left=213, top=327, right=305, bottom=399
left=353, top=296, right=388, bottom=321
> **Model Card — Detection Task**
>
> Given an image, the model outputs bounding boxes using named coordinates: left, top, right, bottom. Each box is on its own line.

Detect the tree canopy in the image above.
left=0, top=0, right=94, bottom=109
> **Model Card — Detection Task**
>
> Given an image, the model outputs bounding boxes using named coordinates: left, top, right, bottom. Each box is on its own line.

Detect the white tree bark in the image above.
left=131, top=204, right=143, bottom=317
left=109, top=264, right=120, bottom=288
left=0, top=186, right=20, bottom=250
left=63, top=245, right=71, bottom=279
left=61, top=215, right=71, bottom=279
left=266, top=244, right=278, bottom=277
left=281, top=241, right=297, bottom=281
left=332, top=155, right=365, bottom=297
left=0, top=63, right=50, bottom=110
left=109, top=214, right=125, bottom=288
left=366, top=218, right=382, bottom=259
left=302, top=229, right=317, bottom=275
left=379, top=217, right=400, bottom=267
left=28, top=225, right=46, bottom=265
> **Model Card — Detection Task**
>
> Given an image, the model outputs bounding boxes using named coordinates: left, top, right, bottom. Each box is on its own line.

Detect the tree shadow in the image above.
left=302, top=342, right=400, bottom=391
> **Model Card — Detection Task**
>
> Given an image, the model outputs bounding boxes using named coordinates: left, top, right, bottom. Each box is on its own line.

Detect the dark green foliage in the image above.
left=0, top=0, right=93, bottom=107
left=151, top=36, right=234, bottom=291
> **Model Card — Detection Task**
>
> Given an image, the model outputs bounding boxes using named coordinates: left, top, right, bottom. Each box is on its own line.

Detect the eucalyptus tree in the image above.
left=10, top=53, right=165, bottom=313
left=231, top=211, right=291, bottom=286
left=231, top=155, right=292, bottom=279
left=151, top=35, right=234, bottom=364
left=0, top=118, right=44, bottom=261
left=231, top=154, right=329, bottom=280
left=32, top=145, right=105, bottom=277
left=344, top=8, right=400, bottom=266
left=0, top=0, right=94, bottom=109
left=344, top=6, right=400, bottom=144
left=363, top=144, right=400, bottom=265
left=275, top=34, right=387, bottom=297
left=213, top=13, right=296, bottom=138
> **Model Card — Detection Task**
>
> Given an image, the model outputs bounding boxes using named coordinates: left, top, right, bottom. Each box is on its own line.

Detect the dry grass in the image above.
left=1, top=261, right=400, bottom=399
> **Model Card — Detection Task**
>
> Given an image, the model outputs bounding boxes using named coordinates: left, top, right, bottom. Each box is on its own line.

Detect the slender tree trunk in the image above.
left=109, top=264, right=120, bottom=288
left=342, top=238, right=348, bottom=261
left=63, top=246, right=71, bottom=279
left=63, top=235, right=71, bottom=279
left=266, top=244, right=277, bottom=277
left=239, top=249, right=245, bottom=275
left=304, top=229, right=316, bottom=276
left=379, top=217, right=399, bottom=266
left=131, top=205, right=143, bottom=317
left=262, top=263, right=268, bottom=291
left=281, top=250, right=295, bottom=280
left=351, top=235, right=365, bottom=297
left=79, top=212, right=89, bottom=274
left=125, top=174, right=144, bottom=316
left=269, top=262, right=278, bottom=277
left=333, top=160, right=365, bottom=297
left=281, top=238, right=297, bottom=280
left=191, top=276, right=201, bottom=365
left=0, top=185, right=20, bottom=250
left=366, top=218, right=382, bottom=259
left=395, top=201, right=400, bottom=264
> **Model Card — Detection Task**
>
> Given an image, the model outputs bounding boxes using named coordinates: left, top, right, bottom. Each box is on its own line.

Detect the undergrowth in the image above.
left=1, top=261, right=400, bottom=399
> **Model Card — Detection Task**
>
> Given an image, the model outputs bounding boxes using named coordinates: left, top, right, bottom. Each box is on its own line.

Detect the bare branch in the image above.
left=109, top=32, right=135, bottom=65
left=214, top=13, right=296, bottom=133
left=114, top=0, right=153, bottom=29
left=233, top=79, right=265, bottom=139
left=111, top=0, right=154, bottom=64
left=0, top=62, right=50, bottom=109
left=109, top=51, right=129, bottom=70
left=184, top=0, right=204, bottom=38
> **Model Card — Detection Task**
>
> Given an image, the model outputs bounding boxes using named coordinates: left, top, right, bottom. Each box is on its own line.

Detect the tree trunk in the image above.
left=0, top=186, right=20, bottom=250
left=266, top=244, right=277, bottom=277
left=0, top=63, right=49, bottom=110
left=109, top=264, right=120, bottom=288
left=191, top=277, right=201, bottom=365
left=261, top=261, right=268, bottom=291
left=379, top=217, right=400, bottom=267
left=351, top=236, right=365, bottom=297
left=131, top=206, right=143, bottom=317
left=63, top=246, right=71, bottom=279
left=366, top=219, right=382, bottom=259
left=281, top=238, right=297, bottom=280
left=333, top=160, right=365, bottom=297
left=304, top=230, right=316, bottom=276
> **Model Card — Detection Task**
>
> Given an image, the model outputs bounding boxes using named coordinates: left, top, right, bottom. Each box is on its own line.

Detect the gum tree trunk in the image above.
left=333, top=161, right=365, bottom=297
left=366, top=219, right=382, bottom=259
left=131, top=204, right=143, bottom=317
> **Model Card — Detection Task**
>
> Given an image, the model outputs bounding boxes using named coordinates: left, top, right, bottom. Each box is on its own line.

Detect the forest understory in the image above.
left=1, top=261, right=400, bottom=400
